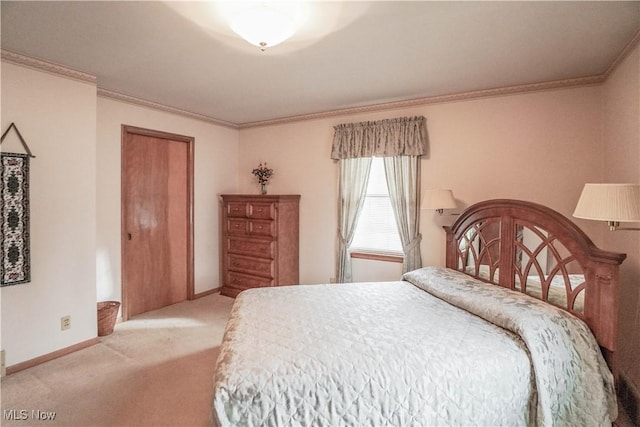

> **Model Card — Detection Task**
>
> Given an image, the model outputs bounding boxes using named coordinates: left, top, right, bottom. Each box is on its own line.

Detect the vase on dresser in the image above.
left=220, top=194, right=300, bottom=297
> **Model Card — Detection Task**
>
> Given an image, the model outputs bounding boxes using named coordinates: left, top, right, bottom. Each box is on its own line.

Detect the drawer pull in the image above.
left=257, top=208, right=263, bottom=212
left=234, top=224, right=240, bottom=228
left=258, top=225, right=263, bottom=230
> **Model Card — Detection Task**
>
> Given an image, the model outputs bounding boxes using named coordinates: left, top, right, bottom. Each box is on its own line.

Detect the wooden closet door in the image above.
left=121, top=126, right=194, bottom=319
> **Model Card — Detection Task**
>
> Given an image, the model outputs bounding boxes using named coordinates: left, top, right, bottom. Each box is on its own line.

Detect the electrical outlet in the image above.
left=1, top=350, right=6, bottom=377
left=61, top=315, right=71, bottom=331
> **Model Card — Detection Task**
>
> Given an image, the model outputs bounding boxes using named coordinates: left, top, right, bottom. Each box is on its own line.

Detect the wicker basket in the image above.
left=97, top=301, right=120, bottom=336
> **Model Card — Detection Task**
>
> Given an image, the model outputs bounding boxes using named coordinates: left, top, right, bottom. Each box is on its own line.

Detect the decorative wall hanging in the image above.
left=1, top=123, right=34, bottom=286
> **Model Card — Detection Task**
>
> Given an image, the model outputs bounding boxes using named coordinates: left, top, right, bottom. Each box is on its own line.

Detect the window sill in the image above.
left=350, top=251, right=404, bottom=263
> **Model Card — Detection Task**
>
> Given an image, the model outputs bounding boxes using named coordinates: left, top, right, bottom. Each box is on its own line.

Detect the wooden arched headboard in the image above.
left=444, top=199, right=626, bottom=373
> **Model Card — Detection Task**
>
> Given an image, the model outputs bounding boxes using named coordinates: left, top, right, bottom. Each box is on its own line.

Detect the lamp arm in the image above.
left=607, top=221, right=640, bottom=231
left=434, top=210, right=460, bottom=216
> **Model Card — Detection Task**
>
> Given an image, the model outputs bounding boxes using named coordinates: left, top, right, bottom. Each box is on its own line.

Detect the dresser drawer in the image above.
left=227, top=219, right=248, bottom=235
left=248, top=203, right=275, bottom=219
left=228, top=254, right=274, bottom=277
left=227, top=271, right=274, bottom=290
left=227, top=237, right=274, bottom=259
left=227, top=202, right=247, bottom=218
left=249, top=220, right=275, bottom=237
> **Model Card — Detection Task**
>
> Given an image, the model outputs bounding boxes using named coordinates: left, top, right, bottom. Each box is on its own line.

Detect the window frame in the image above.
left=350, top=250, right=404, bottom=263
left=348, top=157, right=404, bottom=262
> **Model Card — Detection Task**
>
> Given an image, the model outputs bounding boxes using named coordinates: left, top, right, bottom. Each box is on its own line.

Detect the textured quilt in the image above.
left=212, top=267, right=616, bottom=427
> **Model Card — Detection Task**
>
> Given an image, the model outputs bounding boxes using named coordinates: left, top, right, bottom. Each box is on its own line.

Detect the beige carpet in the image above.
left=1, top=293, right=235, bottom=427
left=3, top=292, right=635, bottom=427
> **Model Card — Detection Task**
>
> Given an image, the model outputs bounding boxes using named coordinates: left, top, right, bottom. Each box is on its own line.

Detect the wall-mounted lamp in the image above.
left=422, top=189, right=457, bottom=215
left=573, top=183, right=640, bottom=231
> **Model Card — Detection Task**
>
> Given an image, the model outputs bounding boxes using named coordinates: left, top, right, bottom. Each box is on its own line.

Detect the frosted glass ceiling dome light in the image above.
left=225, top=2, right=305, bottom=51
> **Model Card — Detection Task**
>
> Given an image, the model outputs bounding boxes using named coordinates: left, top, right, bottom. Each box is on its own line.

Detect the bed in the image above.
left=211, top=199, right=626, bottom=426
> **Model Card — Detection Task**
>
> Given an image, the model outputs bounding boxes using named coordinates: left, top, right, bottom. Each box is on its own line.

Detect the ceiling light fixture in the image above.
left=223, top=2, right=307, bottom=51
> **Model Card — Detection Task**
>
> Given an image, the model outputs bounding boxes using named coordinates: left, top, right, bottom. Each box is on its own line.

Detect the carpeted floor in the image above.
left=1, top=293, right=235, bottom=427
left=2, top=292, right=635, bottom=427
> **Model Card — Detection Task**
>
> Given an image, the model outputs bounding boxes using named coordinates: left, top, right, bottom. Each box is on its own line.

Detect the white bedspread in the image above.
left=212, top=267, right=616, bottom=427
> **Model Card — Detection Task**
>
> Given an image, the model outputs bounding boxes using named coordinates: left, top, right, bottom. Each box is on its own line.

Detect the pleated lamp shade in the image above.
left=422, top=189, right=457, bottom=211
left=573, top=183, right=640, bottom=222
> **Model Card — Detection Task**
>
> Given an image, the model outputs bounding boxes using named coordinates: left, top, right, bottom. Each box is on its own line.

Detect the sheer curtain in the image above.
left=336, top=157, right=372, bottom=283
left=383, top=156, right=422, bottom=273
left=332, top=116, right=428, bottom=282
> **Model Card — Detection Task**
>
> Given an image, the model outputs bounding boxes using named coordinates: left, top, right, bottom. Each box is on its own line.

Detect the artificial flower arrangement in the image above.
left=252, top=162, right=274, bottom=194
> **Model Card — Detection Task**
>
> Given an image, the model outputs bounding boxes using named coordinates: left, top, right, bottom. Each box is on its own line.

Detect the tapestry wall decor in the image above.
left=1, top=152, right=31, bottom=286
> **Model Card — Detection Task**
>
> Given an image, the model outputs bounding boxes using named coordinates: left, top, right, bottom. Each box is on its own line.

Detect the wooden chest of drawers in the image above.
left=220, top=194, right=300, bottom=297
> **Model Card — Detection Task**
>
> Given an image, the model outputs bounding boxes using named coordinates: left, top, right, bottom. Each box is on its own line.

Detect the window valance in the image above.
left=330, top=116, right=427, bottom=160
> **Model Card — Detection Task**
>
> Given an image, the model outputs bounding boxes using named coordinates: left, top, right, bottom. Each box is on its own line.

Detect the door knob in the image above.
left=127, top=233, right=132, bottom=240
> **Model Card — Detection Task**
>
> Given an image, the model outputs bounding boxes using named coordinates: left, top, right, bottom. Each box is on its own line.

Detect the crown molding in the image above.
left=238, top=74, right=605, bottom=129
left=1, top=49, right=237, bottom=129
left=603, top=28, right=640, bottom=79
left=239, top=29, right=639, bottom=128
left=3, top=26, right=638, bottom=131
left=1, top=49, right=97, bottom=85
left=96, top=89, right=238, bottom=129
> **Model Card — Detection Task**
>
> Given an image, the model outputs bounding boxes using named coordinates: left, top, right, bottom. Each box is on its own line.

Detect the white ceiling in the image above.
left=2, top=1, right=639, bottom=127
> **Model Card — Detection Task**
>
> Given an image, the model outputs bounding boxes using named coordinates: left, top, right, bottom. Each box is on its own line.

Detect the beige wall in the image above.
left=96, top=98, right=240, bottom=304
left=239, top=86, right=605, bottom=284
left=1, top=63, right=97, bottom=365
left=1, top=61, right=240, bottom=368
left=602, top=43, right=640, bottom=398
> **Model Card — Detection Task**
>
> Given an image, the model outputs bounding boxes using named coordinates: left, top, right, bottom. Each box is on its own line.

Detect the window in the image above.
left=350, top=157, right=403, bottom=256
